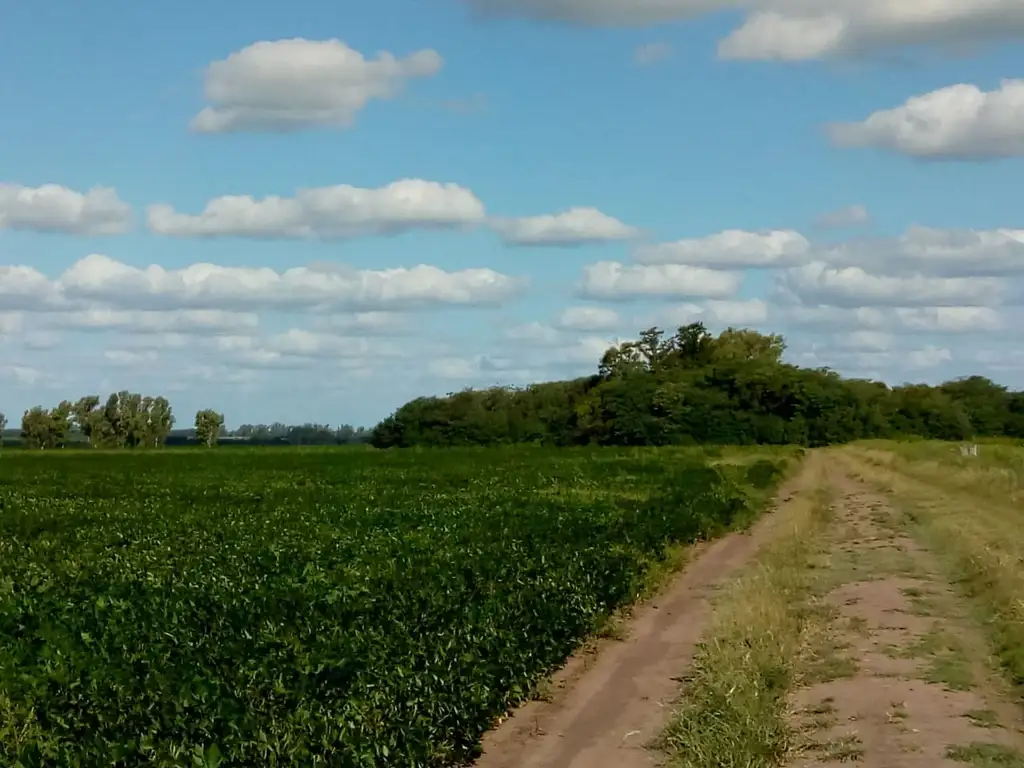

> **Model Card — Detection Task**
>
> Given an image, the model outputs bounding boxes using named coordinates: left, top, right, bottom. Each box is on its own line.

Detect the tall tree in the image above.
left=195, top=409, right=225, bottom=447
left=0, top=411, right=6, bottom=448
left=21, top=406, right=55, bottom=449
left=72, top=396, right=105, bottom=447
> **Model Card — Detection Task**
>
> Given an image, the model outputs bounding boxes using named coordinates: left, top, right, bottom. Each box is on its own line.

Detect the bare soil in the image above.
left=788, top=467, right=1024, bottom=767
left=474, top=511, right=782, bottom=768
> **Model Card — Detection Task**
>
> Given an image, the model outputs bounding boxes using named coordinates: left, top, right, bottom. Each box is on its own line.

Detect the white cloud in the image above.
left=463, top=0, right=717, bottom=26
left=557, top=306, right=621, bottom=331
left=210, top=329, right=406, bottom=371
left=191, top=38, right=443, bottom=133
left=835, top=330, right=895, bottom=352
left=828, top=79, right=1024, bottom=159
left=780, top=262, right=1003, bottom=307
left=655, top=299, right=770, bottom=329
left=821, top=225, right=1024, bottom=277
left=581, top=261, right=743, bottom=300
left=894, top=306, right=1003, bottom=333
left=718, top=1, right=1024, bottom=60
left=779, top=304, right=889, bottom=330
left=45, top=309, right=258, bottom=335
left=0, top=312, right=24, bottom=336
left=502, top=322, right=563, bottom=345
left=490, top=207, right=638, bottom=246
left=0, top=364, right=46, bottom=386
left=105, top=349, right=160, bottom=366
left=0, top=183, right=131, bottom=235
left=0, top=254, right=525, bottom=313
left=309, top=311, right=411, bottom=335
left=428, top=357, right=481, bottom=380
left=814, top=204, right=870, bottom=229
left=635, top=41, right=673, bottom=65
left=465, top=0, right=1024, bottom=59
left=907, top=345, right=953, bottom=368
left=148, top=180, right=485, bottom=239
left=633, top=229, right=810, bottom=269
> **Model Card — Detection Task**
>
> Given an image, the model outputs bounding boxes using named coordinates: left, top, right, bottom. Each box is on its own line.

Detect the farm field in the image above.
left=657, top=441, right=1024, bottom=768
left=0, top=445, right=794, bottom=767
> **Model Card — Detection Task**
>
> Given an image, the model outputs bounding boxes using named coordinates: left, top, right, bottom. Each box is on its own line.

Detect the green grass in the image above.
left=661, top=456, right=826, bottom=768
left=0, top=445, right=791, bottom=766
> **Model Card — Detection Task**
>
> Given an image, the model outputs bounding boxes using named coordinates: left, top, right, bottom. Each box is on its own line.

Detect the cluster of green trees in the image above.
left=0, top=399, right=370, bottom=450
left=371, top=324, right=1024, bottom=448
left=230, top=422, right=371, bottom=445
left=0, top=393, right=225, bottom=450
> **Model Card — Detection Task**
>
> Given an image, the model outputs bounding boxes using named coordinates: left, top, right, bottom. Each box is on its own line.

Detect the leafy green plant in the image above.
left=0, top=446, right=783, bottom=766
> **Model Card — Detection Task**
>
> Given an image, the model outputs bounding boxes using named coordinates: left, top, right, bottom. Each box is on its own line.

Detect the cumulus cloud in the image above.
left=0, top=183, right=131, bottom=235
left=148, top=180, right=486, bottom=239
left=0, top=254, right=525, bottom=313
left=821, top=225, right=1024, bottom=277
left=502, top=322, right=563, bottom=345
left=814, top=204, right=870, bottom=230
left=654, top=299, right=771, bottom=329
left=894, top=306, right=1003, bottom=333
left=191, top=38, right=443, bottom=133
left=780, top=262, right=1003, bottom=307
left=635, top=41, right=673, bottom=65
left=490, top=207, right=639, bottom=246
left=463, top=0, right=717, bottom=26
left=834, top=330, right=895, bottom=352
left=557, top=306, right=621, bottom=331
left=580, top=261, right=743, bottom=300
left=828, top=79, right=1024, bottom=159
left=464, top=0, right=1024, bottom=59
left=907, top=345, right=953, bottom=368
left=309, top=311, right=412, bottom=335
left=634, top=229, right=810, bottom=269
left=42, top=308, right=259, bottom=336
left=719, top=1, right=1024, bottom=60
left=778, top=304, right=889, bottom=330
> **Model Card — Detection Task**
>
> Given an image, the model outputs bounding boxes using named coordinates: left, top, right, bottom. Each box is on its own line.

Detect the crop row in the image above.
left=0, top=447, right=782, bottom=766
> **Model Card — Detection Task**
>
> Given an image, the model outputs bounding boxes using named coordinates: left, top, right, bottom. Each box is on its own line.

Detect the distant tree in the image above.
left=711, top=328, right=786, bottom=364
left=21, top=406, right=56, bottom=449
left=0, top=411, right=6, bottom=448
left=195, top=409, right=225, bottom=447
left=72, top=395, right=105, bottom=447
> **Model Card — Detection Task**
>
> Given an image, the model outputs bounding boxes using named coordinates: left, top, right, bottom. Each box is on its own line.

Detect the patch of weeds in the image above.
left=901, top=585, right=942, bottom=616
left=964, top=709, right=1002, bottom=729
left=819, top=734, right=865, bottom=762
left=903, top=629, right=975, bottom=691
left=800, top=698, right=838, bottom=731
left=946, top=742, right=1024, bottom=766
left=846, top=615, right=870, bottom=636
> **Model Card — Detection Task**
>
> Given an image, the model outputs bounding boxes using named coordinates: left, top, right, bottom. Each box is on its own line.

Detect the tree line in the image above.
left=371, top=324, right=1024, bottom=448
left=0, top=395, right=369, bottom=450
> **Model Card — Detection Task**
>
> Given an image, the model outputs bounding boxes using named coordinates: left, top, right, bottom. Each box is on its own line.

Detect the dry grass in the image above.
left=660, top=454, right=830, bottom=768
left=839, top=442, right=1024, bottom=691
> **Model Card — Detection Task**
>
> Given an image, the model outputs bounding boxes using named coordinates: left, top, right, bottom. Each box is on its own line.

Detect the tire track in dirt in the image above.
left=788, top=466, right=1024, bottom=767
left=474, top=491, right=794, bottom=768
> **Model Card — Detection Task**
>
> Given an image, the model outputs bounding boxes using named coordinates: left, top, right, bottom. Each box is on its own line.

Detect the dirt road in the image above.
left=787, top=465, right=1024, bottom=766
left=474, top=510, right=781, bottom=768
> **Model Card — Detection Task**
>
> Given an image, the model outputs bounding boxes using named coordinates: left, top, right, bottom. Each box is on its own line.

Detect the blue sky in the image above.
left=1, top=0, right=1023, bottom=428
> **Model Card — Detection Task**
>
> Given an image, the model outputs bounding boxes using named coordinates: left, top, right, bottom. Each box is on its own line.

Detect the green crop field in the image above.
left=0, top=446, right=794, bottom=766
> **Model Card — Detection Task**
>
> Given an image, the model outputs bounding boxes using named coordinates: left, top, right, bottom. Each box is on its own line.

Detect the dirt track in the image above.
left=787, top=466, right=1024, bottom=767
left=474, top=510, right=780, bottom=768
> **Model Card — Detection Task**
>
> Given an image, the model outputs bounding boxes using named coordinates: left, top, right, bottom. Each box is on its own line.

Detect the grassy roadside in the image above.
left=838, top=443, right=1024, bottom=692
left=659, top=453, right=831, bottom=768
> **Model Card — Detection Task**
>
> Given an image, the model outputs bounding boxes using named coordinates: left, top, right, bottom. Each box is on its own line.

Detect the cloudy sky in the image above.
left=1, top=1, right=1022, bottom=427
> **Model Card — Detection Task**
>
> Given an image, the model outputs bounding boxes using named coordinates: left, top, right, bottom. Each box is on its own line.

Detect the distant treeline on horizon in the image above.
left=5, top=323, right=1022, bottom=451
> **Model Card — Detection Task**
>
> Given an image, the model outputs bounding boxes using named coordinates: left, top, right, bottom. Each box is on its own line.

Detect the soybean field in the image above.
left=0, top=446, right=792, bottom=767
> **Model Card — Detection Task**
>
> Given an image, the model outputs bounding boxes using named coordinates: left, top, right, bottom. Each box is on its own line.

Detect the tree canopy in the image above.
left=371, top=323, right=1024, bottom=449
